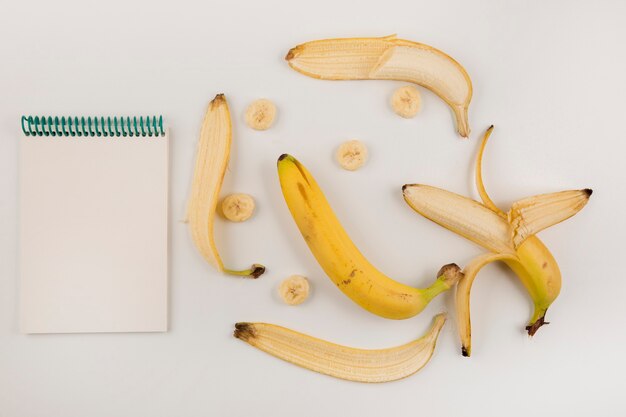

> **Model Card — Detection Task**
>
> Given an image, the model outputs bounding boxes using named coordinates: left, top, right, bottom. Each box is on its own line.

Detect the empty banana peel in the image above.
left=402, top=125, right=592, bottom=356
left=187, top=94, right=265, bottom=278
left=234, top=313, right=446, bottom=383
left=285, top=35, right=473, bottom=137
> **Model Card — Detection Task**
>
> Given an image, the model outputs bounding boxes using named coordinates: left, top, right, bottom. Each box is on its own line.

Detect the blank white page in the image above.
left=19, top=134, right=169, bottom=333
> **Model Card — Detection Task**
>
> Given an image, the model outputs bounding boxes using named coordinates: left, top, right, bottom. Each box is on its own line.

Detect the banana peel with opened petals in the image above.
left=402, top=125, right=592, bottom=356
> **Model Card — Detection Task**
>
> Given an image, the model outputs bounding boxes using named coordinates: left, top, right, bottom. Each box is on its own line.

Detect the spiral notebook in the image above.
left=19, top=116, right=169, bottom=334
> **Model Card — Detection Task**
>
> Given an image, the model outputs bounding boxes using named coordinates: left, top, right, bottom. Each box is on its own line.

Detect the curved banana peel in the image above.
left=234, top=313, right=447, bottom=383
left=474, top=125, right=504, bottom=216
left=285, top=35, right=473, bottom=137
left=278, top=154, right=463, bottom=319
left=456, top=252, right=517, bottom=357
left=187, top=94, right=265, bottom=278
left=403, top=126, right=592, bottom=355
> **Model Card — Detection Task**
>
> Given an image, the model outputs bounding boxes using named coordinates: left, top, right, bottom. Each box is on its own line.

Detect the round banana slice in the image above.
left=245, top=99, right=277, bottom=130
left=279, top=275, right=310, bottom=305
left=221, top=193, right=255, bottom=222
left=391, top=86, right=421, bottom=118
left=336, top=140, right=368, bottom=171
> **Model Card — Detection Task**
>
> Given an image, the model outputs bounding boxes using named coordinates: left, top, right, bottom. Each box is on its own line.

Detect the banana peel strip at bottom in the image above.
left=234, top=313, right=447, bottom=383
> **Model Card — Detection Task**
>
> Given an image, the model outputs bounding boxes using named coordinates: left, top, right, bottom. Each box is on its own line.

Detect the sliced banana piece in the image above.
left=336, top=140, right=368, bottom=171
left=279, top=275, right=310, bottom=305
left=245, top=99, right=277, bottom=130
left=391, top=85, right=421, bottom=118
left=234, top=313, right=447, bottom=383
left=285, top=35, right=472, bottom=137
left=221, top=193, right=256, bottom=222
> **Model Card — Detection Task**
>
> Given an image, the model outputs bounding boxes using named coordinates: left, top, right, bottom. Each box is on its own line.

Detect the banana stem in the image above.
left=420, top=264, right=463, bottom=302
left=454, top=105, right=470, bottom=138
left=224, top=264, right=266, bottom=279
left=422, top=280, right=452, bottom=302
left=526, top=308, right=549, bottom=336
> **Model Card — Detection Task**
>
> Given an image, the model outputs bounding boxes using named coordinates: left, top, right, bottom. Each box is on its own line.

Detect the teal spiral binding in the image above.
left=20, top=116, right=165, bottom=137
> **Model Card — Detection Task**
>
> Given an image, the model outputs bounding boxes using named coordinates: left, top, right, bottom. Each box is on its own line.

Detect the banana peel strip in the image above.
left=508, top=189, right=592, bottom=248
left=455, top=252, right=517, bottom=357
left=235, top=313, right=446, bottom=383
left=475, top=125, right=505, bottom=216
left=188, top=94, right=265, bottom=278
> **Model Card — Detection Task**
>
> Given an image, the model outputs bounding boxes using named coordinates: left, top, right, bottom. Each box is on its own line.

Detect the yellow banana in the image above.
left=277, top=154, right=463, bottom=319
left=403, top=126, right=592, bottom=356
left=285, top=35, right=473, bottom=137
left=234, top=313, right=447, bottom=383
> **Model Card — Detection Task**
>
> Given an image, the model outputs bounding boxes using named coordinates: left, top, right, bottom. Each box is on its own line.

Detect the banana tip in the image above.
left=584, top=188, right=593, bottom=197
left=402, top=184, right=419, bottom=194
left=210, top=93, right=226, bottom=108
left=454, top=106, right=470, bottom=138
left=278, top=154, right=297, bottom=165
left=234, top=322, right=256, bottom=341
left=525, top=315, right=549, bottom=336
left=250, top=264, right=266, bottom=279
left=285, top=47, right=298, bottom=61
left=461, top=346, right=471, bottom=357
left=437, top=263, right=463, bottom=286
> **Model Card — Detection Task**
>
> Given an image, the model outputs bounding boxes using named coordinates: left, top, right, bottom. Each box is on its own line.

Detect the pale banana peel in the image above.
left=285, top=35, right=473, bottom=137
left=187, top=94, right=265, bottom=278
left=403, top=125, right=592, bottom=356
left=234, top=313, right=446, bottom=383
left=508, top=190, right=591, bottom=248
left=278, top=154, right=463, bottom=319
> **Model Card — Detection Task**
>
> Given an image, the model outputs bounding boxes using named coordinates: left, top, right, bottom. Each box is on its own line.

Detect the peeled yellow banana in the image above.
left=187, top=94, right=265, bottom=278
left=402, top=126, right=592, bottom=356
left=277, top=154, right=463, bottom=319
left=234, top=313, right=446, bottom=383
left=285, top=35, right=473, bottom=137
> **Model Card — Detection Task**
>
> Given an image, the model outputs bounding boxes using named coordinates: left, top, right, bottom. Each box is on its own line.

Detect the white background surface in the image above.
left=1, top=1, right=625, bottom=416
